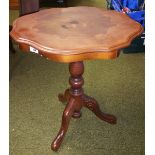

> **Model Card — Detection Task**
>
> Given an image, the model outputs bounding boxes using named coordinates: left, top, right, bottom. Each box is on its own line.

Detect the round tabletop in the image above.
left=10, top=6, right=143, bottom=62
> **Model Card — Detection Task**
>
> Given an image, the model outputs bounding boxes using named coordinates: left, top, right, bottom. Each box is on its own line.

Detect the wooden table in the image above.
left=10, top=6, right=143, bottom=151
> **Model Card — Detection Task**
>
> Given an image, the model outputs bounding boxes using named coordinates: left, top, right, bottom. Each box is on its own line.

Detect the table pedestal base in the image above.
left=51, top=61, right=117, bottom=151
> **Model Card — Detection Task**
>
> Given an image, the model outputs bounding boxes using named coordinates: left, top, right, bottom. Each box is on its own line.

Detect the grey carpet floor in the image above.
left=9, top=47, right=144, bottom=155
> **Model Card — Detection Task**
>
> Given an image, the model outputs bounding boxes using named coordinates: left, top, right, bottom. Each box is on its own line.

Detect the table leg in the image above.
left=51, top=61, right=116, bottom=151
left=58, top=88, right=70, bottom=103
left=82, top=95, right=117, bottom=124
left=58, top=88, right=82, bottom=118
left=51, top=97, right=76, bottom=151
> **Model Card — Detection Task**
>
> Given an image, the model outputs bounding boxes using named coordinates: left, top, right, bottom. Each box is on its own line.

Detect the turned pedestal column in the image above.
left=51, top=61, right=117, bottom=151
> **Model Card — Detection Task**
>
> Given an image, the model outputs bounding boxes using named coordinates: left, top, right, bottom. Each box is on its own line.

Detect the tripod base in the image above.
left=51, top=61, right=117, bottom=151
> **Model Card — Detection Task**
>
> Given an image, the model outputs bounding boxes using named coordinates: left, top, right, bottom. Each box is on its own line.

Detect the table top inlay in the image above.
left=10, top=6, right=143, bottom=62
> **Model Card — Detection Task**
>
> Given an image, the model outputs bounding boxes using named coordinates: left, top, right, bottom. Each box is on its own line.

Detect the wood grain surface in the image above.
left=10, top=6, right=143, bottom=62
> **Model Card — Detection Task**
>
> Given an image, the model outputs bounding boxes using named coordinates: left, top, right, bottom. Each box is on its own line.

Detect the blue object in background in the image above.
left=128, top=11, right=145, bottom=27
left=109, top=0, right=145, bottom=28
left=123, top=0, right=139, bottom=10
left=106, top=0, right=145, bottom=53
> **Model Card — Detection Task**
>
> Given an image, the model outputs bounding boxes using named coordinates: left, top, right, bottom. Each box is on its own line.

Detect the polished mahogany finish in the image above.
left=10, top=7, right=143, bottom=151
left=10, top=7, right=143, bottom=63
left=10, top=0, right=40, bottom=53
left=51, top=61, right=116, bottom=151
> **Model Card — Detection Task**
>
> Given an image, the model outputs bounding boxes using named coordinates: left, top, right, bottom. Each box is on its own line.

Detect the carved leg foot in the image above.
left=58, top=88, right=70, bottom=103
left=83, top=95, right=117, bottom=124
left=51, top=98, right=76, bottom=151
